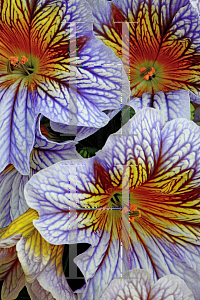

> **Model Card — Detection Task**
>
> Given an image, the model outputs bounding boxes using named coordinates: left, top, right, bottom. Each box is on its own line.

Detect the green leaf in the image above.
left=121, top=106, right=135, bottom=126
left=79, top=147, right=98, bottom=158
left=190, top=102, right=195, bottom=120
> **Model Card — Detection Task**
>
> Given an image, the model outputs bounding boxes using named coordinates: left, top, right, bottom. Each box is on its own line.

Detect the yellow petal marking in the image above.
left=0, top=209, right=38, bottom=239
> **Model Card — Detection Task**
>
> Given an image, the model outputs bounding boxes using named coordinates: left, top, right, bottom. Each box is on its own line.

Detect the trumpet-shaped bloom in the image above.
left=0, top=115, right=81, bottom=228
left=0, top=209, right=77, bottom=300
left=25, top=108, right=200, bottom=300
left=87, top=0, right=200, bottom=98
left=0, top=0, right=130, bottom=175
left=100, top=269, right=195, bottom=300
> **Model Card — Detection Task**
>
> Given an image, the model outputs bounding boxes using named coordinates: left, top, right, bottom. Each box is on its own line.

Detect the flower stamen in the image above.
left=122, top=204, right=141, bottom=223
left=19, top=55, right=28, bottom=65
left=9, top=56, right=19, bottom=65
left=7, top=55, right=34, bottom=76
left=139, top=66, right=155, bottom=81
left=130, top=204, right=141, bottom=223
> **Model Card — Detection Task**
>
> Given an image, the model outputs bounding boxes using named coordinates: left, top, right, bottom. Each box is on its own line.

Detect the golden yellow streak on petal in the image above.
left=55, top=244, right=64, bottom=276
left=25, top=229, right=51, bottom=265
left=2, top=164, right=15, bottom=175
left=0, top=208, right=65, bottom=279
left=0, top=209, right=39, bottom=239
left=24, top=223, right=64, bottom=276
left=146, top=169, right=195, bottom=194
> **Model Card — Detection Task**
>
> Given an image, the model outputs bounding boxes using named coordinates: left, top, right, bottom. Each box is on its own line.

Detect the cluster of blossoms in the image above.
left=0, top=0, right=200, bottom=299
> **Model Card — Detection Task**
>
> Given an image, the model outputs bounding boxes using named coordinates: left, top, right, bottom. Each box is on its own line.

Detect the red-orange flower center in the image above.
left=19, top=55, right=28, bottom=65
left=139, top=66, right=156, bottom=81
left=9, top=56, right=19, bottom=65
left=122, top=203, right=141, bottom=223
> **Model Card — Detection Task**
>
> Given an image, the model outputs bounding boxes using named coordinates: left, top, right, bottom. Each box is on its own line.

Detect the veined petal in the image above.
left=0, top=84, right=37, bottom=174
left=1, top=260, right=25, bottom=300
left=0, top=209, right=77, bottom=300
left=0, top=165, right=17, bottom=227
left=50, top=108, right=121, bottom=142
left=128, top=93, right=151, bottom=114
left=129, top=90, right=191, bottom=122
left=76, top=36, right=129, bottom=111
left=151, top=90, right=191, bottom=121
left=29, top=212, right=101, bottom=248
left=25, top=280, right=55, bottom=300
left=30, top=0, right=93, bottom=55
left=9, top=172, right=30, bottom=221
left=0, top=245, right=18, bottom=281
left=96, top=108, right=164, bottom=188
left=0, top=0, right=93, bottom=61
left=99, top=269, right=151, bottom=300
left=35, top=33, right=129, bottom=128
left=87, top=0, right=200, bottom=98
left=0, top=0, right=129, bottom=171
left=0, top=114, right=81, bottom=224
left=25, top=108, right=200, bottom=299
left=190, top=0, right=200, bottom=14
left=75, top=223, right=199, bottom=299
left=30, top=211, right=129, bottom=300
left=151, top=274, right=195, bottom=300
left=0, top=209, right=39, bottom=239
left=25, top=157, right=98, bottom=216
left=152, top=118, right=200, bottom=192
left=0, top=230, right=24, bottom=299
left=35, top=85, right=110, bottom=128
left=16, top=233, right=77, bottom=300
left=76, top=236, right=123, bottom=300
left=99, top=269, right=195, bottom=300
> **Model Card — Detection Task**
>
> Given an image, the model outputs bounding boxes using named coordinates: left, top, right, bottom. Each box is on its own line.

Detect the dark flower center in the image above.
left=110, top=192, right=141, bottom=222
left=110, top=192, right=122, bottom=208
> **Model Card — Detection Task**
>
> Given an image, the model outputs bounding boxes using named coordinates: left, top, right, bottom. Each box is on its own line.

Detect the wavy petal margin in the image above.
left=0, top=209, right=77, bottom=300
left=24, top=108, right=200, bottom=299
left=87, top=0, right=200, bottom=98
left=0, top=86, right=37, bottom=175
left=0, top=0, right=130, bottom=173
left=0, top=115, right=81, bottom=226
left=100, top=269, right=195, bottom=300
left=129, top=90, right=191, bottom=122
left=50, top=108, right=121, bottom=141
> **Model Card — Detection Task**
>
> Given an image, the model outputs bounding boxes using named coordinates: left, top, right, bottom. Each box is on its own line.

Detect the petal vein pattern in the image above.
left=0, top=209, right=77, bottom=300
left=129, top=89, right=192, bottom=122
left=0, top=0, right=130, bottom=174
left=87, top=0, right=200, bottom=98
left=25, top=108, right=200, bottom=299
left=100, top=269, right=195, bottom=300
left=0, top=115, right=81, bottom=227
